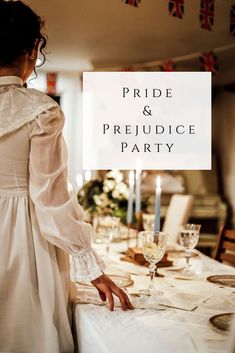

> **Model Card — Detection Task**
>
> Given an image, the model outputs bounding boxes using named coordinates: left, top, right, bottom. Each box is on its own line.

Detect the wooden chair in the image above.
left=162, top=194, right=194, bottom=245
left=213, top=226, right=235, bottom=266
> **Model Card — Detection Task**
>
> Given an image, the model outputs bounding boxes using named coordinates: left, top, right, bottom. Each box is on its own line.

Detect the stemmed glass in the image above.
left=97, top=216, right=120, bottom=255
left=139, top=231, right=168, bottom=297
left=178, top=224, right=201, bottom=275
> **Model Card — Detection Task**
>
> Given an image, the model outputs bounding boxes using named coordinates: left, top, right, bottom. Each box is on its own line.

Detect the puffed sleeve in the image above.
left=29, top=105, right=105, bottom=281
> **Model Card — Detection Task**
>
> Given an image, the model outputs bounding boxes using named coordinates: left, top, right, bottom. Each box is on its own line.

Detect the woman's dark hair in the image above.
left=0, top=0, right=47, bottom=66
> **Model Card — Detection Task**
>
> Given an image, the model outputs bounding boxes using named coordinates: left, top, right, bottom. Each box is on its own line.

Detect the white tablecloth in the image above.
left=74, top=241, right=235, bottom=353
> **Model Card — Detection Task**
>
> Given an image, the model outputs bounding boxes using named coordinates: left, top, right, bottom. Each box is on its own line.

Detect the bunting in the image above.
left=121, top=0, right=235, bottom=37
left=47, top=73, right=57, bottom=95
left=169, top=0, right=184, bottom=19
left=200, top=51, right=218, bottom=74
left=122, top=0, right=141, bottom=7
left=121, top=66, right=134, bottom=71
left=199, top=0, right=215, bottom=31
left=230, top=5, right=235, bottom=37
left=160, top=60, right=176, bottom=71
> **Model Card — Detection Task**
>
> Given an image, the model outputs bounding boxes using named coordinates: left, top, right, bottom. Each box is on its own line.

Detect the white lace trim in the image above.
left=0, top=82, right=58, bottom=138
left=0, top=101, right=58, bottom=138
left=70, top=247, right=106, bottom=282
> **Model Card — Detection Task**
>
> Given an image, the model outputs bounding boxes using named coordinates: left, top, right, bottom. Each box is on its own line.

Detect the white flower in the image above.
left=93, top=195, right=102, bottom=206
left=106, top=170, right=123, bottom=183
left=103, top=179, right=115, bottom=192
left=112, top=189, right=121, bottom=199
left=115, top=182, right=129, bottom=199
left=103, top=185, right=110, bottom=193
left=93, top=193, right=110, bottom=208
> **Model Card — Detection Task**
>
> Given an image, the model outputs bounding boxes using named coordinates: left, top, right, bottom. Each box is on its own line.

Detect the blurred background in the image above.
left=27, top=0, right=235, bottom=255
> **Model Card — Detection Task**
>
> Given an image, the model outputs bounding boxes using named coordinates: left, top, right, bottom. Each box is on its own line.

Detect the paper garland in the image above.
left=160, top=60, right=176, bottom=71
left=169, top=0, right=184, bottom=19
left=199, top=0, right=215, bottom=31
left=92, top=42, right=235, bottom=75
left=121, top=66, right=134, bottom=71
left=122, top=0, right=234, bottom=37
left=122, top=0, right=141, bottom=7
left=47, top=73, right=57, bottom=95
left=200, top=51, right=218, bottom=74
left=230, top=5, right=235, bottom=37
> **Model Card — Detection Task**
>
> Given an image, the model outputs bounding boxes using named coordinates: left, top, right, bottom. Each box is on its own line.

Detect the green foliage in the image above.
left=77, top=171, right=149, bottom=225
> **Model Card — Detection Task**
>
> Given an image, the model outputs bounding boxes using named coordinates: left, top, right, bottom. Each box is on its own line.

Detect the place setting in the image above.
left=209, top=313, right=235, bottom=332
left=68, top=163, right=235, bottom=353
left=73, top=164, right=235, bottom=353
left=76, top=220, right=209, bottom=312
left=207, top=275, right=235, bottom=288
left=76, top=169, right=234, bottom=316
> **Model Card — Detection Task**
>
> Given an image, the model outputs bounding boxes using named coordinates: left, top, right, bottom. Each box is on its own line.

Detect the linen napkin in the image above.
left=75, top=287, right=167, bottom=310
left=127, top=287, right=209, bottom=311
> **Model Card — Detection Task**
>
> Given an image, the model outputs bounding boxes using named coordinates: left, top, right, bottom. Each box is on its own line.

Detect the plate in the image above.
left=207, top=275, right=235, bottom=288
left=167, top=251, right=198, bottom=260
left=78, top=274, right=134, bottom=288
left=209, top=313, right=234, bottom=331
left=110, top=275, right=134, bottom=287
left=165, top=265, right=186, bottom=272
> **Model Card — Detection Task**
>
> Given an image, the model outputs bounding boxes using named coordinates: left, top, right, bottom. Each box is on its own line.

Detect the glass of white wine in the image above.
left=139, top=231, right=168, bottom=297
left=178, top=224, right=201, bottom=274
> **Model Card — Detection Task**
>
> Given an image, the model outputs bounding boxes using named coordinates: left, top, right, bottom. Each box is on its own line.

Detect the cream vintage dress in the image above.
left=0, top=76, right=105, bottom=353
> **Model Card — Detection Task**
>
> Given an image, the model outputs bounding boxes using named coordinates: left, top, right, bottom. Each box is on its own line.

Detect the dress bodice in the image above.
left=0, top=124, right=30, bottom=193
left=0, top=76, right=57, bottom=194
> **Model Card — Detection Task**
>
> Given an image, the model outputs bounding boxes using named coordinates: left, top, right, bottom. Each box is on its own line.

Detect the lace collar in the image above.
left=0, top=76, right=23, bottom=87
left=0, top=79, right=58, bottom=138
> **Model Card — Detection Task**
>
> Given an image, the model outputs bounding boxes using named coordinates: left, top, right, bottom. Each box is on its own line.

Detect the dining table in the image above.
left=73, top=238, right=235, bottom=353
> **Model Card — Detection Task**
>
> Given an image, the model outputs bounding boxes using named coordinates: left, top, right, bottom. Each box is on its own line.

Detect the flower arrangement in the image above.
left=77, top=170, right=130, bottom=224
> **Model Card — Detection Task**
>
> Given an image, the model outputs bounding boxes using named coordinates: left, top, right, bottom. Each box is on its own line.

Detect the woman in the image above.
left=0, top=1, right=133, bottom=352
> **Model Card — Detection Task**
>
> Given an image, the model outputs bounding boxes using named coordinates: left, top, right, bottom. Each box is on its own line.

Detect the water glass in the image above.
left=96, top=216, right=120, bottom=254
left=178, top=223, right=201, bottom=274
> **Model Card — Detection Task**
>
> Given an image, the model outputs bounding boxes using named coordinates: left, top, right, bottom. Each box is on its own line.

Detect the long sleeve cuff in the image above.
left=70, top=247, right=106, bottom=282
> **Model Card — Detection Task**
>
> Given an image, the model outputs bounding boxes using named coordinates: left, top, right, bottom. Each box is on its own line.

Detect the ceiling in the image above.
left=28, top=0, right=235, bottom=83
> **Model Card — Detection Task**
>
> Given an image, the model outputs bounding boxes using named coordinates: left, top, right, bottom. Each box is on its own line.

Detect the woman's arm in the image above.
left=29, top=106, right=133, bottom=310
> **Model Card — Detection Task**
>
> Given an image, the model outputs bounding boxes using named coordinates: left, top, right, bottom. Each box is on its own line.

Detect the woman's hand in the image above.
left=91, top=273, right=134, bottom=311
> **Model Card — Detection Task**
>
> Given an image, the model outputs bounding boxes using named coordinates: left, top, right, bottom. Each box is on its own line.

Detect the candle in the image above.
left=84, top=170, right=92, bottom=182
left=76, top=173, right=83, bottom=191
left=154, top=176, right=161, bottom=233
left=127, top=171, right=135, bottom=224
left=135, top=168, right=142, bottom=213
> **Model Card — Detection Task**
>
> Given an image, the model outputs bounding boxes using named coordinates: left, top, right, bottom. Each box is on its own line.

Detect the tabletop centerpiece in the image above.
left=78, top=170, right=131, bottom=225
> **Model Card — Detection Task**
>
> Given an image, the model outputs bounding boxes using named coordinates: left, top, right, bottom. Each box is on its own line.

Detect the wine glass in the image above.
left=97, top=216, right=120, bottom=255
left=178, top=224, right=201, bottom=274
left=139, top=231, right=168, bottom=297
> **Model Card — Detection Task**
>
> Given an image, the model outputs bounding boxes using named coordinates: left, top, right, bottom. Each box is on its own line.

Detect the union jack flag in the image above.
left=230, top=5, right=235, bottom=37
left=200, top=0, right=215, bottom=31
left=47, top=72, right=57, bottom=95
left=121, top=66, right=134, bottom=71
left=160, top=60, right=176, bottom=71
left=169, top=0, right=184, bottom=19
left=200, top=51, right=218, bottom=74
left=122, top=0, right=141, bottom=7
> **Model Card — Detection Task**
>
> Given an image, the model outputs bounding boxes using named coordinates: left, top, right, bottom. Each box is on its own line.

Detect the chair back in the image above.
left=213, top=226, right=235, bottom=266
left=163, top=194, right=194, bottom=244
